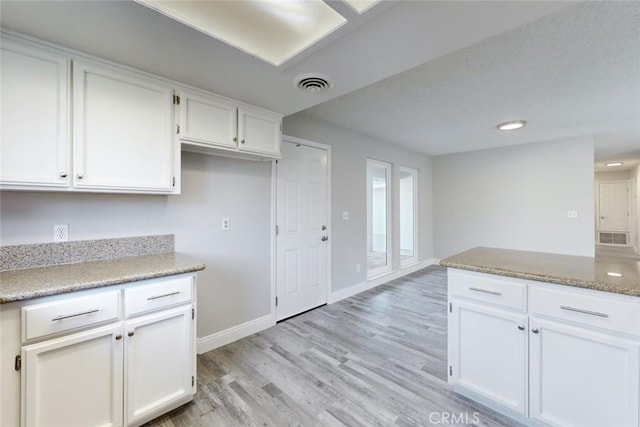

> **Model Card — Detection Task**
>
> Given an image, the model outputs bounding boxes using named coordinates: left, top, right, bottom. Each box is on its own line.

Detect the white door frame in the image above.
left=595, top=179, right=632, bottom=246
left=271, top=135, right=332, bottom=322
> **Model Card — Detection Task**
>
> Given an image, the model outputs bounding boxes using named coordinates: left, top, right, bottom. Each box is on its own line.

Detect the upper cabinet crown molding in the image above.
left=0, top=29, right=283, bottom=195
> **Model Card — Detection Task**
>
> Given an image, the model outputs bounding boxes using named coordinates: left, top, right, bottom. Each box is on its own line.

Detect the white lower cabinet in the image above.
left=22, top=324, right=124, bottom=427
left=529, top=318, right=640, bottom=427
left=449, top=301, right=528, bottom=416
left=448, top=268, right=640, bottom=427
left=11, top=274, right=197, bottom=427
left=124, top=306, right=193, bottom=427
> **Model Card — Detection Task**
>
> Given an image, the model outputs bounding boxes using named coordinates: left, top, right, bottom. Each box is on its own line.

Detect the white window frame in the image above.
left=399, top=166, right=419, bottom=267
left=367, top=159, right=392, bottom=278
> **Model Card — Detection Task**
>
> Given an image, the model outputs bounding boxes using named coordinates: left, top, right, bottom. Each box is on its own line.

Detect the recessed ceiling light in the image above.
left=343, top=0, right=383, bottom=14
left=607, top=272, right=623, bottom=277
left=497, top=120, right=527, bottom=131
left=135, top=0, right=347, bottom=66
left=605, top=162, right=624, bottom=167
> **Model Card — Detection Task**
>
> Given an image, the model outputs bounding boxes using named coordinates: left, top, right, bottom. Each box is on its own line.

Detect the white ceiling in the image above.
left=2, top=1, right=636, bottom=162
left=301, top=1, right=640, bottom=160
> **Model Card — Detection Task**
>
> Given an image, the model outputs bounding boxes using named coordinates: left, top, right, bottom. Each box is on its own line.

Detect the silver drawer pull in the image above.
left=52, top=308, right=99, bottom=322
left=469, top=287, right=502, bottom=296
left=560, top=305, right=609, bottom=318
left=147, top=291, right=180, bottom=301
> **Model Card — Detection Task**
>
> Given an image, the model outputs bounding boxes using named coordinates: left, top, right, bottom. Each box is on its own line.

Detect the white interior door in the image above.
left=598, top=181, right=629, bottom=231
left=276, top=141, right=329, bottom=321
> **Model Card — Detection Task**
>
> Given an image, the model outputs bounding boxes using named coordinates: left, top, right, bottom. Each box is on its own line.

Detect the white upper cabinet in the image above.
left=0, top=40, right=70, bottom=188
left=238, top=106, right=282, bottom=157
left=178, top=89, right=282, bottom=159
left=73, top=61, right=175, bottom=192
left=178, top=89, right=237, bottom=149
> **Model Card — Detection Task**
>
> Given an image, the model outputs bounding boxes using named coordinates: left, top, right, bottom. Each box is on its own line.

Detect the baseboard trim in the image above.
left=328, top=258, right=439, bottom=304
left=197, top=314, right=275, bottom=354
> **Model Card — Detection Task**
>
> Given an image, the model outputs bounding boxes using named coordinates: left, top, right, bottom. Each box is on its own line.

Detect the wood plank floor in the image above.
left=146, top=266, right=520, bottom=426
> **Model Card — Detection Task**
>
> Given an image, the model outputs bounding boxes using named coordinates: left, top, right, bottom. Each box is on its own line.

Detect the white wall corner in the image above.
left=197, top=314, right=275, bottom=355
left=328, top=259, right=439, bottom=304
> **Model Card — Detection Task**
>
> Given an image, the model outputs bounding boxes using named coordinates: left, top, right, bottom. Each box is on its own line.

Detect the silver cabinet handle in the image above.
left=321, top=236, right=328, bottom=242
left=517, top=325, right=525, bottom=331
left=59, top=172, right=67, bottom=178
left=560, top=305, right=609, bottom=318
left=321, top=225, right=327, bottom=231
left=531, top=328, right=539, bottom=334
left=233, top=137, right=238, bottom=142
left=147, top=291, right=180, bottom=301
left=52, top=308, right=99, bottom=322
left=468, top=287, right=501, bottom=296
left=76, top=173, right=84, bottom=179
left=241, top=139, right=246, bottom=144
left=115, top=334, right=123, bottom=341
left=128, top=331, right=135, bottom=337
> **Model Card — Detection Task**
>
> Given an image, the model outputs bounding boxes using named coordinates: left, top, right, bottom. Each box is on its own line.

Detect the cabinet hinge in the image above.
left=192, top=308, right=195, bottom=320
left=275, top=296, right=278, bottom=307
left=192, top=376, right=195, bottom=387
left=449, top=366, right=453, bottom=376
left=275, top=225, right=279, bottom=236
left=14, top=355, right=21, bottom=371
left=173, top=94, right=180, bottom=105
left=449, top=302, right=452, bottom=313
left=176, top=124, right=180, bottom=134
left=172, top=176, right=176, bottom=187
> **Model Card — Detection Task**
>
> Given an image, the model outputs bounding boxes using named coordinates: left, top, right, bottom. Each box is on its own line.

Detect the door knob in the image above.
left=321, top=236, right=328, bottom=242
left=321, top=225, right=327, bottom=231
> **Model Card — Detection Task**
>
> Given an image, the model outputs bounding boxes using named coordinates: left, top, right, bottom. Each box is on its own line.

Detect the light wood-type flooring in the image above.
left=146, top=266, right=520, bottom=427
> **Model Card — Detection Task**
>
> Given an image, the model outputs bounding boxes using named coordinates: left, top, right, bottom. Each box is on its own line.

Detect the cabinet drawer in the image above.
left=125, top=276, right=192, bottom=317
left=449, top=271, right=526, bottom=310
left=529, top=286, right=640, bottom=336
left=22, top=290, right=120, bottom=341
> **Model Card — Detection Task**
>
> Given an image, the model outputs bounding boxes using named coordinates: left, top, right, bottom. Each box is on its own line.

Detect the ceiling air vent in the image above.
left=295, top=73, right=332, bottom=93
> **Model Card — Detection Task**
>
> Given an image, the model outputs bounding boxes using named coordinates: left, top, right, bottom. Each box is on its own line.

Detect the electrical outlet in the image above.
left=221, top=218, right=230, bottom=231
left=567, top=210, right=578, bottom=219
left=54, top=225, right=68, bottom=242
left=343, top=211, right=350, bottom=220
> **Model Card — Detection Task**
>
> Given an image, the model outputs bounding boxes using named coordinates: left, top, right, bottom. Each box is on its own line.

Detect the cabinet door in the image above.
left=529, top=318, right=640, bottom=427
left=73, top=61, right=174, bottom=192
left=449, top=301, right=528, bottom=415
left=1, top=40, right=70, bottom=188
left=21, top=324, right=123, bottom=427
left=178, top=89, right=237, bottom=149
left=124, top=305, right=193, bottom=426
left=237, top=107, right=281, bottom=157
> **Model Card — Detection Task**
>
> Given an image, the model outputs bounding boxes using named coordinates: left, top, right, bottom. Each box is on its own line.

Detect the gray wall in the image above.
left=433, top=137, right=595, bottom=258
left=0, top=152, right=272, bottom=338
left=283, top=113, right=434, bottom=292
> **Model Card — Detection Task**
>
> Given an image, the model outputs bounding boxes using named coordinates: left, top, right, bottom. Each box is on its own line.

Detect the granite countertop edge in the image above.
left=440, top=259, right=640, bottom=297
left=0, top=253, right=206, bottom=304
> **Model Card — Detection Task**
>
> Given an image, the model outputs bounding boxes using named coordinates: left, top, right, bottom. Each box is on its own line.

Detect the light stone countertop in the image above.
left=0, top=252, right=205, bottom=303
left=440, top=247, right=640, bottom=297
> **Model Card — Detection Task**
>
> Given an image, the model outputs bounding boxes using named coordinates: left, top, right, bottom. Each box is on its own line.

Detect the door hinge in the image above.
left=176, top=124, right=180, bottom=134
left=14, top=355, right=21, bottom=371
left=275, top=296, right=278, bottom=307
left=449, top=366, right=453, bottom=376
left=192, top=376, right=195, bottom=387
left=192, top=308, right=195, bottom=320
left=449, top=302, right=452, bottom=313
left=275, top=225, right=279, bottom=236
left=173, top=94, right=180, bottom=105
left=172, top=176, right=176, bottom=187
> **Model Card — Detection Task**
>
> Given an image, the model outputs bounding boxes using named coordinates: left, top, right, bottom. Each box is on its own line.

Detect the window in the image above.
left=367, top=160, right=392, bottom=277
left=399, top=167, right=418, bottom=266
